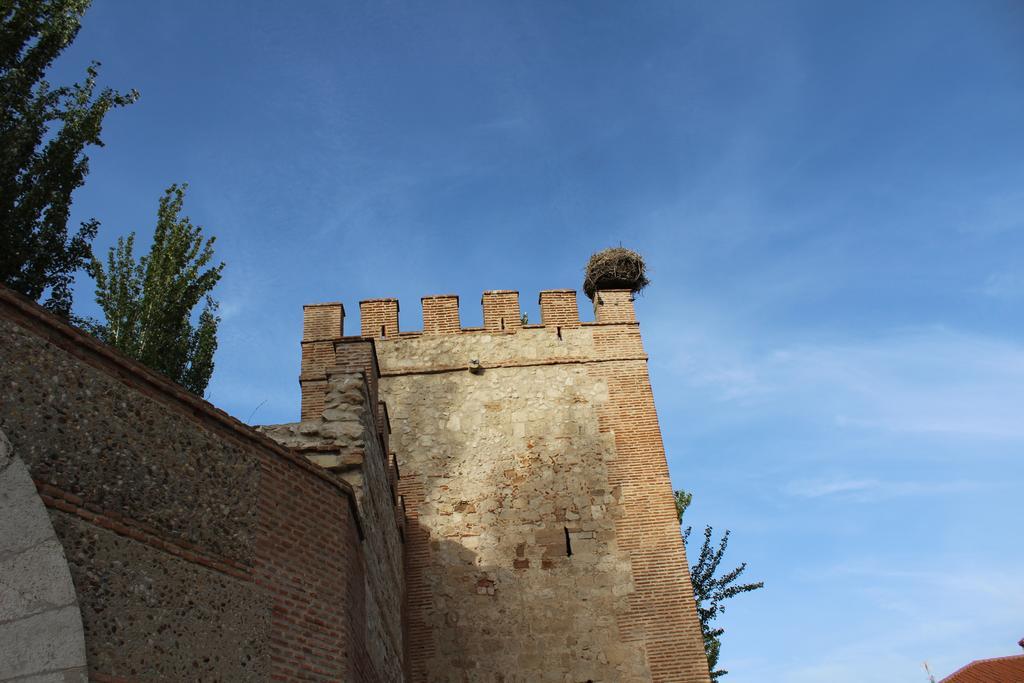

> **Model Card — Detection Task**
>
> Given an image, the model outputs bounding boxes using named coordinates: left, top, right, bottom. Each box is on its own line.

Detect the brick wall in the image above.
left=481, top=290, right=522, bottom=332
left=256, top=440, right=369, bottom=681
left=589, top=357, right=709, bottom=680
left=593, top=289, right=637, bottom=324
left=260, top=373, right=407, bottom=683
left=360, top=299, right=400, bottom=338
left=421, top=295, right=460, bottom=334
left=299, top=298, right=381, bottom=422
left=303, top=302, right=345, bottom=340
left=538, top=289, right=581, bottom=328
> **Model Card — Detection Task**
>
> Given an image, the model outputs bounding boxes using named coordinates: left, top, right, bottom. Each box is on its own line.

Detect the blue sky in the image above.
left=54, top=1, right=1024, bottom=680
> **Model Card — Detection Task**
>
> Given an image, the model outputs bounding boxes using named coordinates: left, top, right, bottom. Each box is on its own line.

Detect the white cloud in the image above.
left=784, top=477, right=980, bottom=502
left=661, top=327, right=1024, bottom=440
left=771, top=564, right=1024, bottom=683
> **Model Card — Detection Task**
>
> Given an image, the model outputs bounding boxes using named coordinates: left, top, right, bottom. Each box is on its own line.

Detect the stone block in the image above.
left=0, top=539, right=78, bottom=622
left=0, top=606, right=88, bottom=681
left=0, top=458, right=52, bottom=558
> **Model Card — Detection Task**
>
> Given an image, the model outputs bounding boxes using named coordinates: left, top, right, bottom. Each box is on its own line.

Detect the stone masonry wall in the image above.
left=0, top=287, right=394, bottom=682
left=386, top=349, right=647, bottom=682
left=360, top=289, right=710, bottom=683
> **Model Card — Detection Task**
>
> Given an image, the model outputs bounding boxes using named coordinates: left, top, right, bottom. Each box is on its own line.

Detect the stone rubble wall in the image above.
left=0, top=287, right=393, bottom=682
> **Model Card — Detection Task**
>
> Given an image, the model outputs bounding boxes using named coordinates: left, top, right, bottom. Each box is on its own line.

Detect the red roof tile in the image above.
left=941, top=654, right=1024, bottom=683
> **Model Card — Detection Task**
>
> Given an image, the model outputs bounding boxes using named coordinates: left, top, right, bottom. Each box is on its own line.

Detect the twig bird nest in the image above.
left=583, top=247, right=650, bottom=300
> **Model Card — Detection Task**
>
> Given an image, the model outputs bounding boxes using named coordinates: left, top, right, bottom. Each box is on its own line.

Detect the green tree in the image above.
left=87, top=184, right=224, bottom=395
left=676, top=489, right=764, bottom=681
left=0, top=0, right=137, bottom=315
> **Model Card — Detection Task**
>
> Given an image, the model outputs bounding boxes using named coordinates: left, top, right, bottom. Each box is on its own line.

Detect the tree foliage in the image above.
left=675, top=489, right=764, bottom=681
left=0, top=0, right=136, bottom=315
left=87, top=184, right=223, bottom=395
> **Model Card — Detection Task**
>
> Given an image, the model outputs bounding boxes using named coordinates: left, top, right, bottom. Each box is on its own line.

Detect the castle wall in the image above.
left=0, top=287, right=394, bottom=682
left=360, top=289, right=710, bottom=683
left=0, top=276, right=711, bottom=682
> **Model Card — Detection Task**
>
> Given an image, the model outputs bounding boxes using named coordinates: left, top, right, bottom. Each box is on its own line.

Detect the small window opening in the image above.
left=500, top=316, right=506, bottom=330
left=556, top=325, right=562, bottom=340
left=381, top=325, right=386, bottom=338
left=564, top=527, right=573, bottom=557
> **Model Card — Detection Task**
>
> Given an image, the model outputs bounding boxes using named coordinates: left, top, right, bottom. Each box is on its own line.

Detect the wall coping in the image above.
left=303, top=301, right=345, bottom=309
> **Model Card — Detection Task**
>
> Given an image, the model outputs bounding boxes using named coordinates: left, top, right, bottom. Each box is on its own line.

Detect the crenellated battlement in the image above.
left=327, top=288, right=637, bottom=340
left=298, top=287, right=640, bottom=421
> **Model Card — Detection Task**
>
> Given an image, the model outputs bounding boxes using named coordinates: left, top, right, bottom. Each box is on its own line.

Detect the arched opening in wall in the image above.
left=0, top=430, right=87, bottom=680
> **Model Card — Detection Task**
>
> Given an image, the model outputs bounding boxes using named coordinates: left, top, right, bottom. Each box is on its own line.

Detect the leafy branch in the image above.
left=676, top=489, right=764, bottom=681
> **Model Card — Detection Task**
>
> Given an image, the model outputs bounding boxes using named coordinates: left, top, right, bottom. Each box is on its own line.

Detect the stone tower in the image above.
left=298, top=287, right=710, bottom=682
